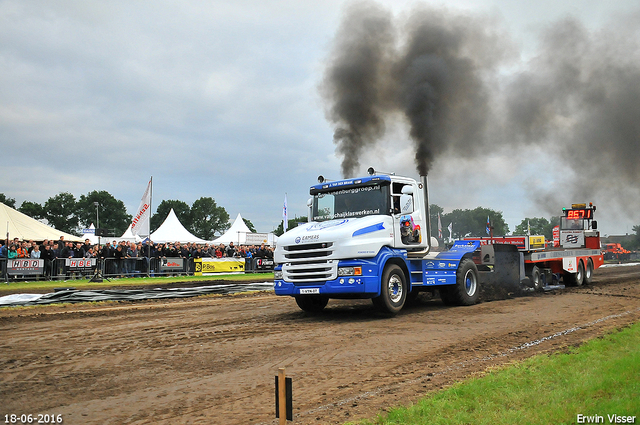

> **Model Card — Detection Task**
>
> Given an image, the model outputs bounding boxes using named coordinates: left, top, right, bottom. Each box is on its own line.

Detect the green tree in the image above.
left=43, top=192, right=79, bottom=234
left=243, top=218, right=257, bottom=233
left=273, top=215, right=308, bottom=236
left=630, top=225, right=640, bottom=251
left=77, top=191, right=132, bottom=236
left=514, top=216, right=560, bottom=240
left=18, top=201, right=44, bottom=220
left=0, top=193, right=16, bottom=208
left=190, top=197, right=230, bottom=240
left=442, top=207, right=509, bottom=238
left=151, top=200, right=191, bottom=233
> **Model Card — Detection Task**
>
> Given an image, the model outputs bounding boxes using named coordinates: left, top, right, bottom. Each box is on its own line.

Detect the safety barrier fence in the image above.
left=1, top=256, right=275, bottom=282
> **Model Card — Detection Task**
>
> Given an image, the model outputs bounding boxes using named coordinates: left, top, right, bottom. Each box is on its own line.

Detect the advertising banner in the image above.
left=159, top=258, right=184, bottom=271
left=553, top=226, right=560, bottom=247
left=8, top=259, right=44, bottom=276
left=193, top=258, right=245, bottom=275
left=65, top=258, right=97, bottom=271
left=560, top=230, right=585, bottom=248
left=244, top=232, right=270, bottom=245
left=254, top=258, right=275, bottom=271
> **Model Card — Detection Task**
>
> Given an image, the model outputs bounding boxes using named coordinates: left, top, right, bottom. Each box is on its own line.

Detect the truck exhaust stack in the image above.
left=421, top=175, right=432, bottom=254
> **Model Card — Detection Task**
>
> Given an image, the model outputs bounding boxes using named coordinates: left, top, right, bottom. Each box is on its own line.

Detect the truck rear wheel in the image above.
left=584, top=259, right=594, bottom=285
left=529, top=265, right=543, bottom=292
left=372, top=264, right=407, bottom=314
left=442, top=259, right=480, bottom=306
left=564, top=260, right=585, bottom=287
left=295, top=295, right=329, bottom=313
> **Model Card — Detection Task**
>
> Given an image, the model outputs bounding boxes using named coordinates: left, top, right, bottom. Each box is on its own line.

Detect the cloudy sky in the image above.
left=1, top=0, right=638, bottom=236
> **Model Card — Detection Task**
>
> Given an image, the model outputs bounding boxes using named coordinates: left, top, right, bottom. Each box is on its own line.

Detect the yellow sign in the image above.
left=193, top=258, right=245, bottom=275
left=528, top=236, right=546, bottom=249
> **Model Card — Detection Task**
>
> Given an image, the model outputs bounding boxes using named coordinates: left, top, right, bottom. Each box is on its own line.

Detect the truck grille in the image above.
left=281, top=243, right=337, bottom=285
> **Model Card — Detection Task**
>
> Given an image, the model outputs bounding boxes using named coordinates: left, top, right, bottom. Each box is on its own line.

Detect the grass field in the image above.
left=352, top=322, right=640, bottom=425
left=0, top=273, right=272, bottom=293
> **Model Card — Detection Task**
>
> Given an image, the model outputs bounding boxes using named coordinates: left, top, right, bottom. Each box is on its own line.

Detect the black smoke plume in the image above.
left=322, top=2, right=640, bottom=217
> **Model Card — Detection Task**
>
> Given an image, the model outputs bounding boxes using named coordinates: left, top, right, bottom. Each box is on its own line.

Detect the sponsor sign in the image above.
left=193, top=258, right=245, bottom=275
left=254, top=258, right=274, bottom=270
left=65, top=258, right=97, bottom=270
left=528, top=236, right=546, bottom=250
left=560, top=230, right=584, bottom=248
left=8, top=259, right=44, bottom=276
left=160, top=258, right=184, bottom=271
left=553, top=225, right=560, bottom=247
left=563, top=257, right=577, bottom=273
left=83, top=228, right=95, bottom=235
left=245, top=232, right=269, bottom=245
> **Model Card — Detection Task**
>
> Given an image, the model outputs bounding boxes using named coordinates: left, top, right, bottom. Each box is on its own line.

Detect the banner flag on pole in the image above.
left=448, top=222, right=453, bottom=242
left=486, top=216, right=491, bottom=235
left=283, top=194, right=288, bottom=232
left=527, top=220, right=531, bottom=236
left=131, top=178, right=152, bottom=237
left=438, top=213, right=442, bottom=240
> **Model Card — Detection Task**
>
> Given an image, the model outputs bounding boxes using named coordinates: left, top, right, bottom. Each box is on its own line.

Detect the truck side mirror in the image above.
left=591, top=220, right=597, bottom=230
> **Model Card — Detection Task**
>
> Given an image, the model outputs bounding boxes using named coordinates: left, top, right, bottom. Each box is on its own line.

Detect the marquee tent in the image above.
left=0, top=202, right=83, bottom=242
left=212, top=213, right=278, bottom=246
left=149, top=208, right=209, bottom=244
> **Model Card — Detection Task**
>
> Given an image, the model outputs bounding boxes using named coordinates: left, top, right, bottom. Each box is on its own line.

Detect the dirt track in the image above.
left=1, top=265, right=639, bottom=425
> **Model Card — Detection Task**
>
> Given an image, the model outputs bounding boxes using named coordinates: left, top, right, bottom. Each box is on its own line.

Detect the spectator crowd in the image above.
left=0, top=236, right=274, bottom=279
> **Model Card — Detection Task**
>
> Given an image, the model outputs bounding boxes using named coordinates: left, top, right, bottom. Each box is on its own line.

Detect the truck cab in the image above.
left=274, top=171, right=432, bottom=313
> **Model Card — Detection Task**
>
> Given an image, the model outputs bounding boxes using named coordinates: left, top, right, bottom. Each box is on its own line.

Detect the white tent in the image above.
left=213, top=213, right=262, bottom=245
left=0, top=202, right=83, bottom=242
left=117, top=226, right=143, bottom=243
left=149, top=208, right=209, bottom=244
left=81, top=224, right=100, bottom=244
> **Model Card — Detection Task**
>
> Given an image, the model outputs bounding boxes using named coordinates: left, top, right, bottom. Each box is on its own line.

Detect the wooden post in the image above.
left=278, top=368, right=287, bottom=425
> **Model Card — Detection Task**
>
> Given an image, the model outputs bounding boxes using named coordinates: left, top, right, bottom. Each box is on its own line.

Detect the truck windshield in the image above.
left=561, top=217, right=586, bottom=230
left=312, top=184, right=390, bottom=222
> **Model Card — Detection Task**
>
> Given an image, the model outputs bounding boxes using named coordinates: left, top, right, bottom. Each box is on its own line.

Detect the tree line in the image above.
left=0, top=192, right=243, bottom=241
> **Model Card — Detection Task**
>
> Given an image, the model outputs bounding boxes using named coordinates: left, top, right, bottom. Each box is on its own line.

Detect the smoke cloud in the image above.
left=321, top=2, right=640, bottom=216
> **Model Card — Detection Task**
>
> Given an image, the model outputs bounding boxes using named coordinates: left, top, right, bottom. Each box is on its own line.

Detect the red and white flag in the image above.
left=131, top=178, right=152, bottom=237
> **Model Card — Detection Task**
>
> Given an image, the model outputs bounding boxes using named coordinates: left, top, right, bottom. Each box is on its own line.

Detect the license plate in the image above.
left=299, top=288, right=320, bottom=294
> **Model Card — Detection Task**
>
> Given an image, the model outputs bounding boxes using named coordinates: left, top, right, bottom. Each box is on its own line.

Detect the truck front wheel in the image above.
left=373, top=264, right=407, bottom=314
left=295, top=295, right=329, bottom=313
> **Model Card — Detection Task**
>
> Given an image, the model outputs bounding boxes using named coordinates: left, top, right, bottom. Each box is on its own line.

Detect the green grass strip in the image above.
left=353, top=322, right=640, bottom=425
left=0, top=273, right=272, bottom=292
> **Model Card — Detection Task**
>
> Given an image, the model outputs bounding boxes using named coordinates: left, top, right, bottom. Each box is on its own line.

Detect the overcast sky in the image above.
left=1, top=0, right=638, bottom=236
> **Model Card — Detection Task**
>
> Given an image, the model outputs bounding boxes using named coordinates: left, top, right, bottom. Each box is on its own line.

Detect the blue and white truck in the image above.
left=273, top=169, right=602, bottom=314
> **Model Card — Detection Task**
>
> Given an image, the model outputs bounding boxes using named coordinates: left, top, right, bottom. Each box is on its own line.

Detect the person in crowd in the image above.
left=225, top=242, right=236, bottom=258
left=0, top=241, right=6, bottom=258
left=82, top=239, right=92, bottom=256
left=126, top=242, right=138, bottom=277
left=60, top=241, right=73, bottom=258
left=56, top=236, right=65, bottom=252
left=215, top=244, right=224, bottom=258
left=74, top=242, right=84, bottom=258
left=30, top=244, right=41, bottom=258
left=84, top=246, right=95, bottom=258
left=114, top=245, right=125, bottom=277
left=41, top=244, right=54, bottom=278
left=7, top=244, right=18, bottom=259
left=17, top=241, right=30, bottom=258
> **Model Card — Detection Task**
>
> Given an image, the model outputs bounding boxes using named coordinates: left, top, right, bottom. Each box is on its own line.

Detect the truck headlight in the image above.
left=338, top=267, right=362, bottom=276
left=274, top=270, right=283, bottom=280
